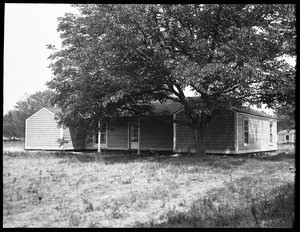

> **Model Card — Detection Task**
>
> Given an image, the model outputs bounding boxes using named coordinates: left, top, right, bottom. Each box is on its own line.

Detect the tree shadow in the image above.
left=133, top=181, right=294, bottom=228
left=249, top=152, right=295, bottom=162
left=48, top=148, right=294, bottom=166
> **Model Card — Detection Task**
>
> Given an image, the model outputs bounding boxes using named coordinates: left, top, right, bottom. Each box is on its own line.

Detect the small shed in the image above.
left=277, top=129, right=295, bottom=144
left=25, top=107, right=84, bottom=150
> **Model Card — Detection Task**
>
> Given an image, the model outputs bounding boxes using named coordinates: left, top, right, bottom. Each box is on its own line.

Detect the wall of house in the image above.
left=140, top=116, right=173, bottom=151
left=62, top=127, right=86, bottom=150
left=85, top=133, right=94, bottom=149
left=174, top=110, right=235, bottom=153
left=107, top=123, right=129, bottom=149
left=25, top=108, right=62, bottom=150
left=90, top=116, right=173, bottom=151
left=84, top=129, right=109, bottom=150
left=278, top=132, right=295, bottom=144
left=237, top=112, right=277, bottom=153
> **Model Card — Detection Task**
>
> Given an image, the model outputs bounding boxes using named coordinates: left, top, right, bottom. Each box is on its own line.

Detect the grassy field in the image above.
left=3, top=141, right=295, bottom=228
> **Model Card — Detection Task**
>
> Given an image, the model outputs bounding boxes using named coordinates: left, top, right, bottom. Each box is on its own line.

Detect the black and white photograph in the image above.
left=3, top=3, right=295, bottom=228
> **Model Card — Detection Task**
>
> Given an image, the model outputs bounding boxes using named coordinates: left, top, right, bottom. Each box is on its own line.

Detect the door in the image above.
left=129, top=123, right=139, bottom=149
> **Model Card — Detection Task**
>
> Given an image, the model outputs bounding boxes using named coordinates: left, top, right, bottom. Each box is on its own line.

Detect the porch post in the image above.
left=173, top=114, right=176, bottom=153
left=234, top=111, right=238, bottom=153
left=137, top=117, right=141, bottom=155
left=97, top=120, right=101, bottom=153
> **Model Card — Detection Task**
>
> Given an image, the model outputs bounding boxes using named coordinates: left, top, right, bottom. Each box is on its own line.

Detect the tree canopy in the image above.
left=47, top=4, right=295, bottom=155
left=275, top=103, right=295, bottom=131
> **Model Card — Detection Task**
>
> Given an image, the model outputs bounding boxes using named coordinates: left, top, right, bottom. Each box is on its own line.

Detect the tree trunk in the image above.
left=193, top=115, right=208, bottom=157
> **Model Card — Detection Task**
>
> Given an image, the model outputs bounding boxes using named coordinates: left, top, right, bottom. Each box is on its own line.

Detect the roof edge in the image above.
left=26, top=107, right=54, bottom=121
left=231, top=107, right=277, bottom=119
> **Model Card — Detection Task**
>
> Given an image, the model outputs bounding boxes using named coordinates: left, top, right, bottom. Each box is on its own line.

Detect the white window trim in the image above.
left=128, top=122, right=140, bottom=151
left=243, top=118, right=250, bottom=146
left=131, top=123, right=139, bottom=143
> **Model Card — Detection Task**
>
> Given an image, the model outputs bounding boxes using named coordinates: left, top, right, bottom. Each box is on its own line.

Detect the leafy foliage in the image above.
left=3, top=111, right=23, bottom=139
left=275, top=104, right=295, bottom=131
left=3, top=90, right=53, bottom=138
left=47, top=4, right=295, bottom=155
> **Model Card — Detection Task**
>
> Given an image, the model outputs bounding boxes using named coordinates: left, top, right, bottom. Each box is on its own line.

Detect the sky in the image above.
left=3, top=4, right=295, bottom=116
left=4, top=3, right=79, bottom=114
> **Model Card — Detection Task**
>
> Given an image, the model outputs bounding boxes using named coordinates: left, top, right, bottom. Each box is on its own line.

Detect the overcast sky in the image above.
left=4, top=3, right=79, bottom=114
left=3, top=4, right=295, bottom=116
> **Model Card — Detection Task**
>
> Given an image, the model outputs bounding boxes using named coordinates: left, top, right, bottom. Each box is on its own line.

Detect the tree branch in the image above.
left=208, top=4, right=223, bottom=63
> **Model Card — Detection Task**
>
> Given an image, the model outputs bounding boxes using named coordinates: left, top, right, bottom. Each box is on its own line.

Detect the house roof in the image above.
left=41, top=101, right=275, bottom=119
left=231, top=107, right=276, bottom=119
left=278, top=129, right=295, bottom=134
left=44, top=107, right=62, bottom=114
left=151, top=100, right=276, bottom=119
left=151, top=100, right=183, bottom=115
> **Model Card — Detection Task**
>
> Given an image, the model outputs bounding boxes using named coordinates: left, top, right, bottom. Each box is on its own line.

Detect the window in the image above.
left=131, top=123, right=139, bottom=142
left=243, top=118, right=249, bottom=145
left=286, top=134, right=290, bottom=142
left=93, top=129, right=107, bottom=146
left=100, top=131, right=107, bottom=144
left=269, top=122, right=273, bottom=144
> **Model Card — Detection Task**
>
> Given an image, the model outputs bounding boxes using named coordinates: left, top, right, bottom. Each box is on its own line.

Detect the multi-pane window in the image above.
left=131, top=123, right=139, bottom=142
left=286, top=134, right=290, bottom=142
left=243, top=118, right=249, bottom=145
left=100, top=131, right=107, bottom=144
left=94, top=130, right=107, bottom=146
left=270, top=122, right=273, bottom=144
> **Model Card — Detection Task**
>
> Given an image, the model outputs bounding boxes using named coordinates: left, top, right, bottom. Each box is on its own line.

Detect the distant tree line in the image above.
left=3, top=90, right=53, bottom=139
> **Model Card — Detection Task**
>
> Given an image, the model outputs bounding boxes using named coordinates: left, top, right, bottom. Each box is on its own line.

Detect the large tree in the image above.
left=47, top=4, right=295, bottom=156
left=3, top=90, right=53, bottom=138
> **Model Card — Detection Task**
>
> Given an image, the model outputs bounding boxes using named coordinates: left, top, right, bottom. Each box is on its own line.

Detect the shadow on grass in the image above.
left=3, top=149, right=294, bottom=167
left=134, top=181, right=294, bottom=228
left=249, top=152, right=295, bottom=162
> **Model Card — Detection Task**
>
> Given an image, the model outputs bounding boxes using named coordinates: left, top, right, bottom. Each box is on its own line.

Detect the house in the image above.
left=25, top=102, right=277, bottom=154
left=277, top=129, right=295, bottom=144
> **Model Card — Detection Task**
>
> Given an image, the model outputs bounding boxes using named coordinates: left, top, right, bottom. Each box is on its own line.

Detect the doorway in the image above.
left=129, top=123, right=139, bottom=149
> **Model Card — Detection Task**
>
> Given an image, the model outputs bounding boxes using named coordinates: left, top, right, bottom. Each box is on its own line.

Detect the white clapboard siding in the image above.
left=25, top=108, right=62, bottom=150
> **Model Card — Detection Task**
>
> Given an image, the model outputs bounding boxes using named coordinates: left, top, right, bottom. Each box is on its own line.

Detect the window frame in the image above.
left=285, top=134, right=290, bottom=142
left=243, top=118, right=250, bottom=146
left=269, top=122, right=274, bottom=145
left=93, top=129, right=108, bottom=147
left=130, top=123, right=139, bottom=143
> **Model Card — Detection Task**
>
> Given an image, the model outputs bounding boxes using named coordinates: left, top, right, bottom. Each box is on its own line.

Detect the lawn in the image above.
left=3, top=141, right=295, bottom=228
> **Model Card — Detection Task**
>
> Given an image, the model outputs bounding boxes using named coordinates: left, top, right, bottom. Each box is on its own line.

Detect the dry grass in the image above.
left=3, top=142, right=295, bottom=228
